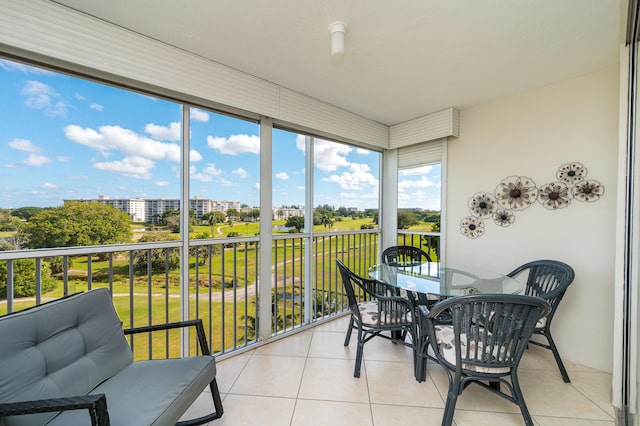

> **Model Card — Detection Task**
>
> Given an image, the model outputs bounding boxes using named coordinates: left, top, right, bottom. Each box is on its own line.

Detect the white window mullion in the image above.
left=258, top=117, right=273, bottom=341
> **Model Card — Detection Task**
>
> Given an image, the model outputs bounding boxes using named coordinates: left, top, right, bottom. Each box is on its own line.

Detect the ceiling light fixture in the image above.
left=329, top=22, right=347, bottom=57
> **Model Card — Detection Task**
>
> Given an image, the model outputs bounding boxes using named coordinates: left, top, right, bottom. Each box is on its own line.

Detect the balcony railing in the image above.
left=0, top=229, right=439, bottom=359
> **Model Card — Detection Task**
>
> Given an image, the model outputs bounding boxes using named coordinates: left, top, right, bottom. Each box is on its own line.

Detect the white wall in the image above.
left=446, top=67, right=619, bottom=372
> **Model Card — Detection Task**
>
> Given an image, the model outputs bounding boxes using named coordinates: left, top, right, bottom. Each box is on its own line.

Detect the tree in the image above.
left=0, top=210, right=21, bottom=232
left=11, top=206, right=44, bottom=221
left=249, top=208, right=260, bottom=222
left=226, top=208, right=239, bottom=221
left=133, top=232, right=180, bottom=272
left=336, top=206, right=350, bottom=217
left=285, top=215, right=305, bottom=232
left=21, top=202, right=132, bottom=249
left=320, top=212, right=334, bottom=231
left=203, top=211, right=225, bottom=235
left=0, top=259, right=57, bottom=298
left=397, top=210, right=419, bottom=229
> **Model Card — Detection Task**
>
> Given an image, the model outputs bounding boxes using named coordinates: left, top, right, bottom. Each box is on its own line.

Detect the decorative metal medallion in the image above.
left=556, top=162, right=587, bottom=186
left=460, top=216, right=485, bottom=239
left=571, top=179, right=605, bottom=202
left=468, top=192, right=497, bottom=218
left=538, top=181, right=572, bottom=210
left=493, top=209, right=515, bottom=227
left=494, top=176, right=538, bottom=210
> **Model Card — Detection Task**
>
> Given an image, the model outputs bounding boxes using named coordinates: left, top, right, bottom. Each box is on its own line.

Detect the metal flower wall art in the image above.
left=462, top=162, right=604, bottom=239
left=467, top=192, right=496, bottom=218
left=538, top=181, right=571, bottom=210
left=572, top=180, right=605, bottom=202
left=460, top=216, right=485, bottom=239
left=494, top=176, right=538, bottom=210
left=493, top=209, right=515, bottom=227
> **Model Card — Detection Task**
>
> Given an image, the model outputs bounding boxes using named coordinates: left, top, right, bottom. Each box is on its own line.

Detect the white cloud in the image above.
left=94, top=156, right=155, bottom=179
left=155, top=180, right=169, bottom=187
left=296, top=186, right=305, bottom=190
left=356, top=148, right=370, bottom=155
left=75, top=93, right=86, bottom=101
left=398, top=176, right=437, bottom=190
left=24, top=154, right=52, bottom=166
left=190, top=163, right=226, bottom=182
left=203, top=163, right=223, bottom=176
left=254, top=183, right=260, bottom=190
left=90, top=103, right=103, bottom=112
left=295, top=135, right=306, bottom=152
left=297, top=136, right=351, bottom=171
left=56, top=156, right=71, bottom=162
left=233, top=167, right=248, bottom=178
left=190, top=149, right=203, bottom=162
left=207, top=134, right=259, bottom=155
left=323, top=163, right=378, bottom=190
left=399, top=165, right=433, bottom=176
left=22, top=80, right=66, bottom=117
left=275, top=172, right=289, bottom=180
left=190, top=108, right=210, bottom=122
left=41, top=182, right=57, bottom=189
left=190, top=165, right=212, bottom=182
left=144, top=121, right=180, bottom=142
left=64, top=124, right=182, bottom=162
left=217, top=177, right=235, bottom=186
left=8, top=139, right=42, bottom=153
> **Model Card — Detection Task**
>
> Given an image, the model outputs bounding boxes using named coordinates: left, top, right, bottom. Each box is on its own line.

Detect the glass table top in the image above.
left=368, top=262, right=524, bottom=297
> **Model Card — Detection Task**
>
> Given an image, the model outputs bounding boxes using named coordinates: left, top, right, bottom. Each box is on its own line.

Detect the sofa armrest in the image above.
left=124, top=319, right=211, bottom=355
left=0, top=394, right=110, bottom=426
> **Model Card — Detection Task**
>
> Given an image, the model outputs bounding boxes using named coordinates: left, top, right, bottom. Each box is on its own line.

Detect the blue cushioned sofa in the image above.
left=0, top=288, right=223, bottom=426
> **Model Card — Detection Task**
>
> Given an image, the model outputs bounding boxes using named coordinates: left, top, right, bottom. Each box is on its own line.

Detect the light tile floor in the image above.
left=183, top=316, right=614, bottom=425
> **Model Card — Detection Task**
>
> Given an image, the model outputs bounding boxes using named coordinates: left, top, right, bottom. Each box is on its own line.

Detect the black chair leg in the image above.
left=545, top=331, right=571, bottom=383
left=414, top=334, right=428, bottom=382
left=442, top=380, right=461, bottom=426
left=344, top=317, right=354, bottom=346
left=354, top=328, right=364, bottom=378
left=511, top=373, right=534, bottom=426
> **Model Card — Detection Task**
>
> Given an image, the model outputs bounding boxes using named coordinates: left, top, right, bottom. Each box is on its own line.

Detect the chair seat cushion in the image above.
left=45, top=356, right=217, bottom=426
left=434, top=325, right=510, bottom=374
left=357, top=301, right=411, bottom=326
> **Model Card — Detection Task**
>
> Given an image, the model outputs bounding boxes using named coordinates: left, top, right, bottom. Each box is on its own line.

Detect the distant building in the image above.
left=274, top=207, right=304, bottom=220
left=145, top=198, right=180, bottom=223
left=65, top=196, right=240, bottom=224
left=67, top=196, right=147, bottom=223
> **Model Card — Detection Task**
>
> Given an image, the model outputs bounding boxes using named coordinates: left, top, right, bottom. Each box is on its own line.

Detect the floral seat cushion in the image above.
left=356, top=301, right=411, bottom=325
left=434, top=325, right=510, bottom=374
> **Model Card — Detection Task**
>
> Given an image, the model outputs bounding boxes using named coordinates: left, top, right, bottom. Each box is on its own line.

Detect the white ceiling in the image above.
left=52, top=0, right=621, bottom=126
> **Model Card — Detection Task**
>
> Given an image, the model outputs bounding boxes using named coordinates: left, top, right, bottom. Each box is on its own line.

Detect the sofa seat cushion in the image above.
left=46, top=356, right=217, bottom=426
left=0, top=289, right=133, bottom=426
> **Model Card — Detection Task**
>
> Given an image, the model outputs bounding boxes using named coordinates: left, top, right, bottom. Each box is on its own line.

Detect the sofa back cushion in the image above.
left=0, top=288, right=133, bottom=426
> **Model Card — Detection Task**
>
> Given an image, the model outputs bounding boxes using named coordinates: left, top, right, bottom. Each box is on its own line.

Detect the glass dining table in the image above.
left=368, top=261, right=525, bottom=382
left=368, top=261, right=524, bottom=297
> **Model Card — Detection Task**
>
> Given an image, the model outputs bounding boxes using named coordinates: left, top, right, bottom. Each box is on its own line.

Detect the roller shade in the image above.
left=397, top=138, right=444, bottom=169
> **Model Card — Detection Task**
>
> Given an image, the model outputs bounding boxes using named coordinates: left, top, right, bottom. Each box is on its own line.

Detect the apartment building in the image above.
left=67, top=196, right=240, bottom=224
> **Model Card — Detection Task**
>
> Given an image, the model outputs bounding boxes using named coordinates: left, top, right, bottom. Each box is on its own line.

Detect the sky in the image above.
left=0, top=58, right=441, bottom=211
